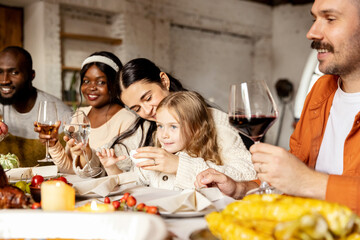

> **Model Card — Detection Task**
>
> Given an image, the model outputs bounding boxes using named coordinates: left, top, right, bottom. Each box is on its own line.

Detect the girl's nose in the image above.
left=162, top=128, right=169, bottom=139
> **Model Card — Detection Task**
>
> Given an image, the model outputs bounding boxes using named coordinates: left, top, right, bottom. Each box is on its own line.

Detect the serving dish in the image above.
left=0, top=209, right=167, bottom=240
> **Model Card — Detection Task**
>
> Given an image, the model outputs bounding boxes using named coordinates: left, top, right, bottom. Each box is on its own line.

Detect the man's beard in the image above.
left=311, top=40, right=338, bottom=75
left=311, top=32, right=360, bottom=76
left=0, top=95, right=15, bottom=105
left=0, top=86, right=31, bottom=105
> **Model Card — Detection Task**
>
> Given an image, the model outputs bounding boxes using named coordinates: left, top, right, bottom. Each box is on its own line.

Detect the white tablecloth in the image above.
left=69, top=174, right=235, bottom=240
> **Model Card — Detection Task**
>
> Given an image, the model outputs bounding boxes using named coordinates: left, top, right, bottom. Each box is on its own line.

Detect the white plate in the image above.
left=160, top=207, right=215, bottom=218
left=0, top=209, right=167, bottom=240
left=7, top=165, right=58, bottom=183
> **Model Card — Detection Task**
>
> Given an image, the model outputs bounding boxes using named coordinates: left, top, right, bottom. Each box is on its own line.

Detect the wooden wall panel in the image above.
left=0, top=5, right=23, bottom=51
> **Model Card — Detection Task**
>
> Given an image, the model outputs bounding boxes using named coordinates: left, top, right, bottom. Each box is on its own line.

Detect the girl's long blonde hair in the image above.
left=156, top=91, right=222, bottom=165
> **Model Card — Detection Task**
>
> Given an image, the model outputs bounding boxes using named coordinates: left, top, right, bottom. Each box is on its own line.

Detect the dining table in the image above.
left=68, top=173, right=235, bottom=240
left=1, top=167, right=235, bottom=240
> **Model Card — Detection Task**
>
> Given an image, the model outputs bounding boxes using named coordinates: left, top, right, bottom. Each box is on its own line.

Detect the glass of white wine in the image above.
left=37, top=101, right=58, bottom=162
left=62, top=110, right=102, bottom=178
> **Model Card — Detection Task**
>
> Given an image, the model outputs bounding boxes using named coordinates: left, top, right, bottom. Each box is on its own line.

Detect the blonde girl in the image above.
left=125, top=91, right=250, bottom=190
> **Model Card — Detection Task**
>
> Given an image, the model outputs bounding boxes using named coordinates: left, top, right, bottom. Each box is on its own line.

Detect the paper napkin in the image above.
left=6, top=165, right=58, bottom=182
left=145, top=188, right=223, bottom=213
left=72, top=171, right=137, bottom=197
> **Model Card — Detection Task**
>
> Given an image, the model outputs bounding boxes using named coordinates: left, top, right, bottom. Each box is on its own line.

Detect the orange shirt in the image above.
left=290, top=74, right=360, bottom=214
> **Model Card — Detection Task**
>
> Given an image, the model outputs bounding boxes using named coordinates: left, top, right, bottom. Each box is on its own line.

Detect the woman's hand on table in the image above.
left=134, top=146, right=179, bottom=174
left=34, top=120, right=60, bottom=147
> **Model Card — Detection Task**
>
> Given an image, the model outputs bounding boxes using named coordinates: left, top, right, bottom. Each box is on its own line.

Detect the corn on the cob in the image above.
left=206, top=194, right=360, bottom=239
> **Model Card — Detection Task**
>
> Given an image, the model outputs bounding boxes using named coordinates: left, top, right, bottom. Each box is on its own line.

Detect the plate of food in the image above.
left=6, top=165, right=58, bottom=183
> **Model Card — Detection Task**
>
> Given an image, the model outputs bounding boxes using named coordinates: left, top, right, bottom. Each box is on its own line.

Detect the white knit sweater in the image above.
left=112, top=108, right=256, bottom=190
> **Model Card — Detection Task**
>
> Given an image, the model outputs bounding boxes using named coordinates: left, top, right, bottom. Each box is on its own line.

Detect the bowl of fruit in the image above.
left=29, top=175, right=44, bottom=203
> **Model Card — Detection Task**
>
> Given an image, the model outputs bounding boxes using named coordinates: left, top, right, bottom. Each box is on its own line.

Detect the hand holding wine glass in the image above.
left=0, top=105, right=9, bottom=142
left=229, top=80, right=278, bottom=194
left=62, top=110, right=102, bottom=178
left=37, top=101, right=58, bottom=162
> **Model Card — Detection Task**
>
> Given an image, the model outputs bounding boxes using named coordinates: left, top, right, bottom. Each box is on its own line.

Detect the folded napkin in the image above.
left=146, top=188, right=223, bottom=213
left=6, top=165, right=58, bottom=182
left=72, top=171, right=137, bottom=197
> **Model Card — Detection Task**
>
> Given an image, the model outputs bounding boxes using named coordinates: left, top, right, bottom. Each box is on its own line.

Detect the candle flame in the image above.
left=90, top=200, right=98, bottom=210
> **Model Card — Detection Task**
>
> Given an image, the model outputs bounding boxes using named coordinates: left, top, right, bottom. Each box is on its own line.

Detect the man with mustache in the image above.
left=0, top=46, right=71, bottom=167
left=195, top=0, right=360, bottom=214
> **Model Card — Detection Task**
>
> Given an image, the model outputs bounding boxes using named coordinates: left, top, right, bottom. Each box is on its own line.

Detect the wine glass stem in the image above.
left=253, top=140, right=270, bottom=189
left=82, top=149, right=93, bottom=170
left=46, top=140, right=50, bottom=159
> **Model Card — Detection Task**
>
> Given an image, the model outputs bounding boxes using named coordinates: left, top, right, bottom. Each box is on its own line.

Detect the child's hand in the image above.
left=96, top=148, right=126, bottom=168
left=135, top=146, right=179, bottom=174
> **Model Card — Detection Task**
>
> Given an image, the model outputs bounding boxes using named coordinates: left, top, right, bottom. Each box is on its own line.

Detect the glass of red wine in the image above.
left=37, top=101, right=58, bottom=162
left=229, top=80, right=278, bottom=194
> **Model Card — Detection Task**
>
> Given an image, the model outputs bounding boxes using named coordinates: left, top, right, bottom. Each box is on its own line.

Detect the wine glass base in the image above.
left=79, top=167, right=103, bottom=178
left=246, top=186, right=282, bottom=195
left=37, top=158, right=53, bottom=163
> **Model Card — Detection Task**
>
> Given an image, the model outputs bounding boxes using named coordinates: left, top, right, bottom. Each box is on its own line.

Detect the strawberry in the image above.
left=31, top=202, right=41, bottom=209
left=112, top=200, right=120, bottom=210
left=123, top=192, right=130, bottom=201
left=104, top=196, right=111, bottom=204
left=120, top=196, right=126, bottom=203
left=126, top=195, right=137, bottom=207
left=136, top=203, right=146, bottom=211
left=146, top=206, right=159, bottom=215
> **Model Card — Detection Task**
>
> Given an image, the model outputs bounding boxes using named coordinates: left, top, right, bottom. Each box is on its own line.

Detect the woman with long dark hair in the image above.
left=97, top=58, right=255, bottom=187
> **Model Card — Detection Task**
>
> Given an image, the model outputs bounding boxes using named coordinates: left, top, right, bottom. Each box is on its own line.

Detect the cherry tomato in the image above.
left=126, top=196, right=137, bottom=207
left=123, top=192, right=130, bottom=201
left=31, top=202, right=41, bottom=209
left=136, top=203, right=146, bottom=211
left=112, top=200, right=120, bottom=210
left=31, top=175, right=44, bottom=187
left=54, top=176, right=67, bottom=184
left=104, top=196, right=111, bottom=204
left=146, top=206, right=159, bottom=215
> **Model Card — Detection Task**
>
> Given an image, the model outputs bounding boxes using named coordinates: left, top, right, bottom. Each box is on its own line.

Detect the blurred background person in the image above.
left=0, top=46, right=70, bottom=167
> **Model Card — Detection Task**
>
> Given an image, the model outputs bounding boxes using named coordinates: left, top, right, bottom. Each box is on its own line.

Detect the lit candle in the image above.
left=41, top=180, right=75, bottom=211
left=76, top=200, right=115, bottom=212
